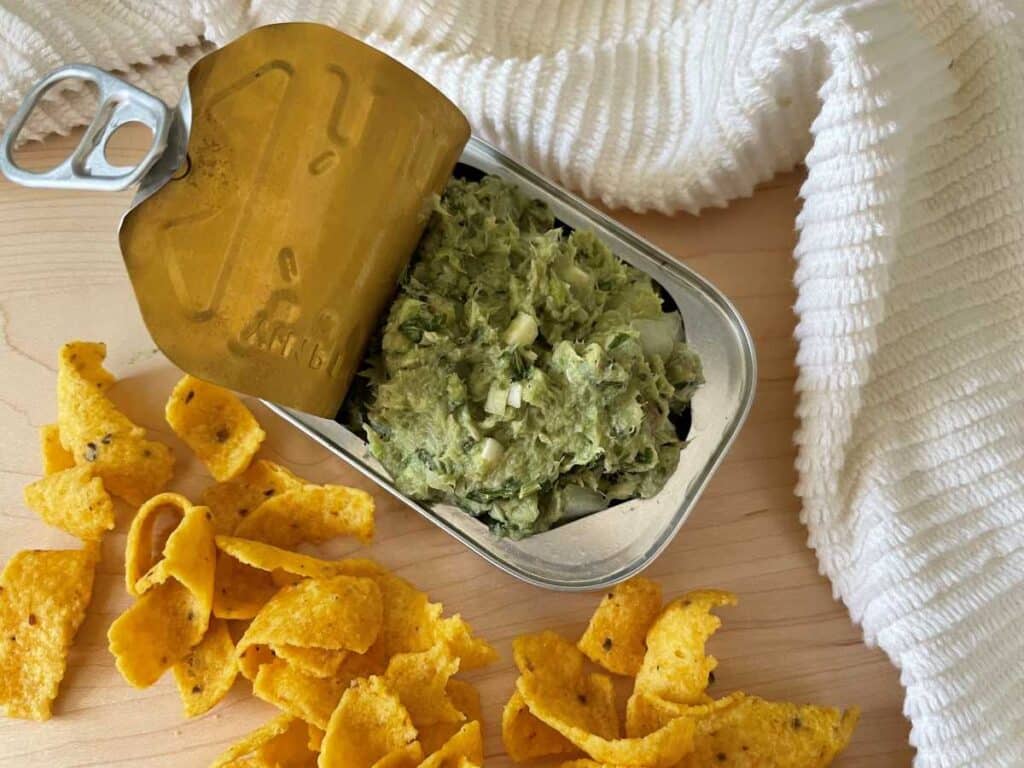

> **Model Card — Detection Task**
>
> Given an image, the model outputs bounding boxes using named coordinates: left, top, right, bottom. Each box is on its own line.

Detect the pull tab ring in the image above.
left=0, top=64, right=171, bottom=191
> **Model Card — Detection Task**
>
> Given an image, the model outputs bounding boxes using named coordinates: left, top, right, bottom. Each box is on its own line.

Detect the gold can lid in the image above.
left=120, top=23, right=470, bottom=416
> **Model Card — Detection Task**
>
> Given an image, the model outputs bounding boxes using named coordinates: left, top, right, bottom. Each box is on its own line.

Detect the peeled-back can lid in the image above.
left=0, top=23, right=470, bottom=417
left=121, top=23, right=470, bottom=417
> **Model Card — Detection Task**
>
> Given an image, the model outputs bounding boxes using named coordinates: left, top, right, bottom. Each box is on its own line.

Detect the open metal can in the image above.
left=1, top=24, right=756, bottom=589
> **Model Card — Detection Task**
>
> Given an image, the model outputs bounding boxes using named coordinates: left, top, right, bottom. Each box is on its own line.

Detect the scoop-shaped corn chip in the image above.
left=216, top=536, right=347, bottom=580
left=319, top=676, right=418, bottom=768
left=125, top=492, right=189, bottom=593
left=210, top=713, right=302, bottom=767
left=238, top=643, right=277, bottom=681
left=418, top=721, right=484, bottom=767
left=127, top=494, right=216, bottom=606
left=372, top=743, right=423, bottom=768
left=578, top=577, right=662, bottom=677
left=202, top=460, right=303, bottom=534
left=274, top=644, right=347, bottom=678
left=671, top=693, right=859, bottom=767
left=625, top=692, right=680, bottom=739
left=258, top=715, right=319, bottom=768
left=172, top=617, right=238, bottom=717
left=212, top=536, right=351, bottom=620
left=335, top=560, right=493, bottom=672
left=234, top=484, right=375, bottom=547
left=335, top=560, right=441, bottom=659
left=165, top=375, right=266, bottom=482
left=0, top=546, right=97, bottom=720
left=238, top=575, right=382, bottom=656
left=134, top=515, right=216, bottom=630
left=212, top=553, right=277, bottom=620
left=253, top=659, right=349, bottom=729
left=436, top=615, right=498, bottom=670
left=420, top=679, right=484, bottom=756
left=518, top=668, right=695, bottom=768
left=108, top=579, right=207, bottom=687
left=385, top=644, right=464, bottom=729
left=308, top=723, right=325, bottom=751
left=23, top=465, right=114, bottom=541
left=512, top=632, right=618, bottom=740
left=630, top=590, right=736, bottom=712
left=39, top=423, right=75, bottom=475
left=57, top=342, right=174, bottom=505
left=502, top=690, right=577, bottom=763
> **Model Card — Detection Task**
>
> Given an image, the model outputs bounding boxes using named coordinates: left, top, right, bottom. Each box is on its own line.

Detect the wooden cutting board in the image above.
left=0, top=126, right=912, bottom=767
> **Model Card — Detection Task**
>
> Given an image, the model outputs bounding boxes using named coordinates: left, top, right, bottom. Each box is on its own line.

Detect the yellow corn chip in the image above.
left=234, top=484, right=375, bottom=547
left=212, top=536, right=353, bottom=620
left=624, top=692, right=680, bottom=739
left=502, top=690, right=577, bottom=763
left=132, top=510, right=216, bottom=627
left=108, top=579, right=207, bottom=687
left=202, top=460, right=303, bottom=534
left=126, top=493, right=213, bottom=596
left=39, top=423, right=75, bottom=475
left=213, top=553, right=278, bottom=620
left=420, top=679, right=484, bottom=756
left=319, top=676, right=418, bottom=768
left=172, top=617, right=238, bottom=717
left=335, top=560, right=440, bottom=659
left=57, top=341, right=174, bottom=505
left=673, top=693, right=859, bottom=767
left=518, top=670, right=695, bottom=768
left=335, top=560, right=493, bottom=671
left=23, top=465, right=114, bottom=541
left=630, top=590, right=736, bottom=713
left=436, top=615, right=498, bottom=670
left=578, top=577, right=662, bottom=677
left=274, top=645, right=347, bottom=678
left=216, top=536, right=347, bottom=580
left=210, top=713, right=300, bottom=767
left=252, top=659, right=348, bottom=730
left=0, top=546, right=97, bottom=720
left=447, top=679, right=483, bottom=725
left=237, top=575, right=382, bottom=655
left=418, top=721, right=484, bottom=767
left=258, top=715, right=319, bottom=768
left=512, top=632, right=619, bottom=740
left=308, top=724, right=325, bottom=751
left=165, top=375, right=266, bottom=482
left=373, top=743, right=423, bottom=768
left=238, top=643, right=277, bottom=681
left=385, top=644, right=464, bottom=729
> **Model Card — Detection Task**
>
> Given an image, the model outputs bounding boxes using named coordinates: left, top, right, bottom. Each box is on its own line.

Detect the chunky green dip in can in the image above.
left=346, top=175, right=702, bottom=538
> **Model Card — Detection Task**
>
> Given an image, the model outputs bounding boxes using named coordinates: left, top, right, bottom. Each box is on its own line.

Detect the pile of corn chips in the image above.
left=502, top=579, right=860, bottom=767
left=1, top=340, right=860, bottom=768
left=1, top=341, right=178, bottom=720
left=0, top=341, right=497, bottom=768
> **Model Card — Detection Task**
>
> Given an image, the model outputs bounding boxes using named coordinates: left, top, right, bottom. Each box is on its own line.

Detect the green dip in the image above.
left=346, top=175, right=702, bottom=538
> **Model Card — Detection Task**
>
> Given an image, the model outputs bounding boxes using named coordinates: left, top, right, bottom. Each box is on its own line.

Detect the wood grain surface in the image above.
left=0, top=127, right=912, bottom=767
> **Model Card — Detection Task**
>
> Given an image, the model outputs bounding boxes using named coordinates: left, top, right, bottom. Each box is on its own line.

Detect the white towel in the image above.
left=1, top=1, right=1022, bottom=764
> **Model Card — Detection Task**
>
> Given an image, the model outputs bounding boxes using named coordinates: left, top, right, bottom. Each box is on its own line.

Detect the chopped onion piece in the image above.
left=504, top=312, right=539, bottom=346
left=480, top=437, right=504, bottom=465
left=562, top=485, right=607, bottom=519
left=632, top=313, right=682, bottom=358
left=485, top=384, right=509, bottom=415
left=507, top=383, right=523, bottom=409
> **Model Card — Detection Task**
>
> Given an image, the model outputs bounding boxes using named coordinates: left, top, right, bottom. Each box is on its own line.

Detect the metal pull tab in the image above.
left=0, top=64, right=171, bottom=191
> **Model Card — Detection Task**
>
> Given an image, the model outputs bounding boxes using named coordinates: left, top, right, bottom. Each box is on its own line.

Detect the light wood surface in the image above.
left=0, top=127, right=912, bottom=767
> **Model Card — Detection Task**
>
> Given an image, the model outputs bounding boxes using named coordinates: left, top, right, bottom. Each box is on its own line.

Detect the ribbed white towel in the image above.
left=2, top=1, right=1022, bottom=764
